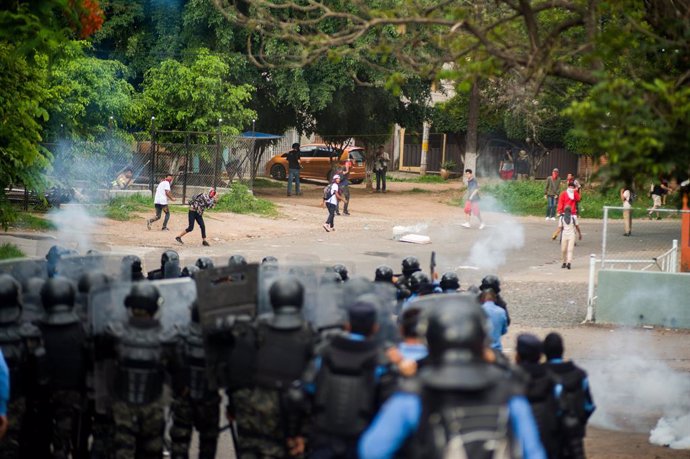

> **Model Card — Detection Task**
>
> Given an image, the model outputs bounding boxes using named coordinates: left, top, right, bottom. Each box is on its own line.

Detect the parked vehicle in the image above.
left=265, top=144, right=366, bottom=183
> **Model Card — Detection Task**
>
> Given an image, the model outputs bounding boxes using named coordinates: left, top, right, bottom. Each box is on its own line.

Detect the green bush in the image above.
left=387, top=174, right=446, bottom=183
left=212, top=184, right=278, bottom=216
left=478, top=180, right=630, bottom=219
left=12, top=213, right=57, bottom=230
left=105, top=194, right=151, bottom=221
left=0, top=243, right=24, bottom=260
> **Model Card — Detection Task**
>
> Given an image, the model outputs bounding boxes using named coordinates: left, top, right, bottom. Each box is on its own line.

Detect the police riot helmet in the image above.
left=401, top=256, right=421, bottom=277
left=41, top=277, right=76, bottom=311
left=374, top=265, right=394, bottom=282
left=124, top=283, right=163, bottom=316
left=77, top=272, right=110, bottom=294
left=0, top=274, right=22, bottom=322
left=423, top=295, right=487, bottom=361
left=228, top=254, right=247, bottom=267
left=121, top=255, right=144, bottom=281
left=261, top=256, right=278, bottom=264
left=195, top=257, right=214, bottom=270
left=332, top=264, right=349, bottom=282
left=480, top=274, right=501, bottom=294
left=440, top=272, right=460, bottom=291
left=269, top=276, right=304, bottom=310
left=181, top=265, right=200, bottom=278
left=409, top=271, right=430, bottom=294
left=161, top=250, right=180, bottom=268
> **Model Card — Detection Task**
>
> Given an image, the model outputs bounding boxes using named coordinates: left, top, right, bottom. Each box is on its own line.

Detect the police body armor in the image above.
left=313, top=335, right=381, bottom=438
left=40, top=304, right=87, bottom=391
left=520, top=362, right=558, bottom=456
left=254, top=314, right=314, bottom=389
left=0, top=322, right=44, bottom=399
left=411, top=363, right=520, bottom=459
left=179, top=323, right=212, bottom=401
left=109, top=319, right=168, bottom=405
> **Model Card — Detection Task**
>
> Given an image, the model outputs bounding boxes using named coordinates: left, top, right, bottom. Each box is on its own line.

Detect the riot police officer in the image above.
left=359, top=294, right=546, bottom=459
left=230, top=276, right=316, bottom=458
left=121, top=255, right=145, bottom=282
left=169, top=304, right=220, bottom=459
left=480, top=274, right=511, bottom=325
left=97, top=283, right=178, bottom=458
left=147, top=250, right=180, bottom=280
left=439, top=272, right=460, bottom=293
left=373, top=265, right=394, bottom=283
left=332, top=264, right=349, bottom=282
left=39, top=277, right=88, bottom=459
left=0, top=274, right=46, bottom=459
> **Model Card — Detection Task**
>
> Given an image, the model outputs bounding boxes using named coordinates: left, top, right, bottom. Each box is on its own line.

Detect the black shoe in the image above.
left=202, top=240, right=210, bottom=246
left=146, top=220, right=151, bottom=230
left=287, top=193, right=291, bottom=197
left=335, top=211, right=341, bottom=216
left=161, top=227, right=169, bottom=231
left=343, top=211, right=350, bottom=216
left=175, top=237, right=184, bottom=245
left=566, top=263, right=571, bottom=270
left=656, top=216, right=662, bottom=220
left=562, top=263, right=566, bottom=269
left=623, top=232, right=630, bottom=236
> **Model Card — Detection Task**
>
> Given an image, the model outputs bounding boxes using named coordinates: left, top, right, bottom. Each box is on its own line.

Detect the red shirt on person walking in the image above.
left=557, top=182, right=581, bottom=216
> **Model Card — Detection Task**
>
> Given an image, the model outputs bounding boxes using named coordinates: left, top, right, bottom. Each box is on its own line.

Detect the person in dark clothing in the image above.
left=176, top=188, right=218, bottom=246
left=479, top=274, right=511, bottom=326
left=304, top=300, right=392, bottom=459
left=544, top=332, right=595, bottom=459
left=286, top=143, right=302, bottom=196
left=515, top=334, right=560, bottom=459
left=38, top=277, right=89, bottom=459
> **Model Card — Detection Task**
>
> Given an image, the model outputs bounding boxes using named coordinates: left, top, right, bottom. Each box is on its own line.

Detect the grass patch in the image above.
left=476, top=180, right=631, bottom=219
left=0, top=243, right=25, bottom=260
left=12, top=213, right=57, bottom=231
left=212, top=184, right=278, bottom=216
left=105, top=194, right=151, bottom=221
left=251, top=178, right=284, bottom=188
left=387, top=174, right=448, bottom=184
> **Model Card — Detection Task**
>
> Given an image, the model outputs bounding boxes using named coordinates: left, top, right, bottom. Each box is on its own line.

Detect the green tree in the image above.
left=46, top=43, right=138, bottom=140
left=138, top=49, right=256, bottom=134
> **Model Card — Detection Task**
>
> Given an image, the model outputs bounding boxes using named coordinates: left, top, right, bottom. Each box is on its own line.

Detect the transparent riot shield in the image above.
left=0, top=257, right=48, bottom=283
left=89, top=277, right=197, bottom=335
left=56, top=253, right=134, bottom=282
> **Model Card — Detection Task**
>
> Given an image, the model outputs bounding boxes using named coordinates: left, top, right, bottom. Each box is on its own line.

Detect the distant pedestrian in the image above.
left=337, top=155, right=353, bottom=215
left=374, top=145, right=389, bottom=192
left=499, top=149, right=515, bottom=180
left=566, top=173, right=582, bottom=213
left=322, top=174, right=346, bottom=232
left=516, top=149, right=530, bottom=180
left=461, top=169, right=485, bottom=229
left=545, top=168, right=561, bottom=220
left=176, top=188, right=217, bottom=246
left=552, top=205, right=582, bottom=270
left=621, top=186, right=633, bottom=236
left=648, top=179, right=672, bottom=220
left=286, top=143, right=302, bottom=196
left=147, top=174, right=175, bottom=230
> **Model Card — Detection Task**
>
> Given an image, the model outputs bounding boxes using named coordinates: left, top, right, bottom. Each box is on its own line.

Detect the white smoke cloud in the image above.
left=47, top=203, right=97, bottom=252
left=584, top=331, right=690, bottom=449
left=464, top=195, right=525, bottom=271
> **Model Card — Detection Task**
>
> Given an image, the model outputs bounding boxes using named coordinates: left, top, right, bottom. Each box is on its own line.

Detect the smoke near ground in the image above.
left=585, top=331, right=690, bottom=449
left=48, top=204, right=97, bottom=252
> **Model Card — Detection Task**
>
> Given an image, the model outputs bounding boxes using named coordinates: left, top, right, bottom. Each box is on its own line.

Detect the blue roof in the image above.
left=241, top=131, right=284, bottom=139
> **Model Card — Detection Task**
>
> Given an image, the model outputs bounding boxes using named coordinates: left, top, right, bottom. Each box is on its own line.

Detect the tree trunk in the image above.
left=464, top=80, right=480, bottom=173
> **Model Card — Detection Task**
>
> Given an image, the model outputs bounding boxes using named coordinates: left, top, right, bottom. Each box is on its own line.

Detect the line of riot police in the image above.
left=0, top=248, right=592, bottom=459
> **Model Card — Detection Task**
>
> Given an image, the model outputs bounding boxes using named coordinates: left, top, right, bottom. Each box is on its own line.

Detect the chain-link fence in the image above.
left=601, top=206, right=687, bottom=272
left=40, top=130, right=291, bottom=204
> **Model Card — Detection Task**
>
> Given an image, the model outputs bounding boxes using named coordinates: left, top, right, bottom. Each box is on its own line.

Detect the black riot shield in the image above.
left=194, top=263, right=259, bottom=390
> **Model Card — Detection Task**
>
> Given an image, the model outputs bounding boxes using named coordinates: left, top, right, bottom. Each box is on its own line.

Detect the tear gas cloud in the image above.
left=584, top=330, right=690, bottom=449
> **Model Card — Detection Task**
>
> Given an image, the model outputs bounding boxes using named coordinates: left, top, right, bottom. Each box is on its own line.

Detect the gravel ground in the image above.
left=503, top=280, right=589, bottom=327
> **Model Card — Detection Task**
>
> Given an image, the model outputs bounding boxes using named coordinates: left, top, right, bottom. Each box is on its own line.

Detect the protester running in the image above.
left=176, top=188, right=217, bottom=246
left=147, top=174, right=175, bottom=230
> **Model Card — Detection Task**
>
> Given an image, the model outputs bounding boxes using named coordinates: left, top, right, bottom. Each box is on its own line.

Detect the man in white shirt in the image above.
left=147, top=174, right=175, bottom=230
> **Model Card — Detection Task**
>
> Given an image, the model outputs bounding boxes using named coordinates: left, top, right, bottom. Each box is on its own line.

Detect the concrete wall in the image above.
left=597, top=270, right=690, bottom=329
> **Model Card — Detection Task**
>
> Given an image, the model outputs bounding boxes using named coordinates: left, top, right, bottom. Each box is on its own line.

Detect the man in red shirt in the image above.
left=557, top=181, right=581, bottom=216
